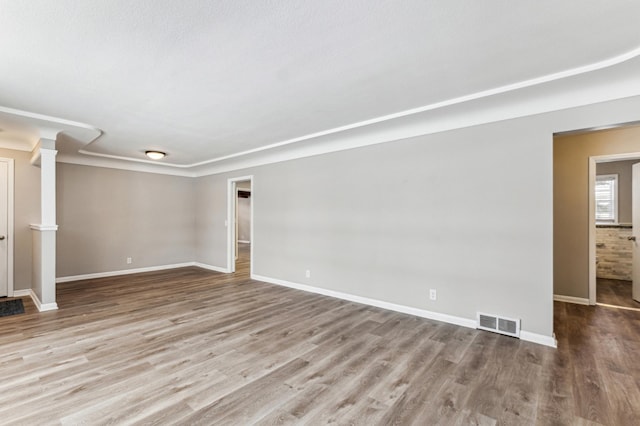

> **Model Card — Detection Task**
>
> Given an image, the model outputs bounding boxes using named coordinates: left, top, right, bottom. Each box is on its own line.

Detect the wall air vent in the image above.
left=476, top=312, right=520, bottom=338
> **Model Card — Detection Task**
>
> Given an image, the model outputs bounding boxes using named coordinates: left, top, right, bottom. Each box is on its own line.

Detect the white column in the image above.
left=30, top=138, right=58, bottom=311
left=40, top=147, right=57, bottom=225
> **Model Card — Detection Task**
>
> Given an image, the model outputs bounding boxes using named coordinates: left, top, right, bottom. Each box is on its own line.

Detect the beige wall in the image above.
left=554, top=125, right=640, bottom=299
left=596, top=159, right=639, bottom=224
left=56, top=164, right=196, bottom=277
left=0, top=148, right=40, bottom=291
left=194, top=175, right=227, bottom=269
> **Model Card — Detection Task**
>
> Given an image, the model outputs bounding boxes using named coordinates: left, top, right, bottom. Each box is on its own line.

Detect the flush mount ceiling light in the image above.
left=145, top=150, right=166, bottom=160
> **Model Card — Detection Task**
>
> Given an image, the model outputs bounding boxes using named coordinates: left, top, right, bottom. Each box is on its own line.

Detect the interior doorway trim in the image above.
left=0, top=158, right=14, bottom=297
left=588, top=152, right=640, bottom=304
left=227, top=175, right=253, bottom=274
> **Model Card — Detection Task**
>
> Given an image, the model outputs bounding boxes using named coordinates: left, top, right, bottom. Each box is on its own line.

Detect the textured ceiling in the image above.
left=1, top=0, right=640, bottom=170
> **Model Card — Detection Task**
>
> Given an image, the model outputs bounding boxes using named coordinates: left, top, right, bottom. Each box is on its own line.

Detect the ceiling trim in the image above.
left=0, top=105, right=103, bottom=141
left=553, top=120, right=640, bottom=137
left=77, top=148, right=192, bottom=168
left=188, top=45, right=640, bottom=168
left=72, top=44, right=640, bottom=172
left=56, top=153, right=195, bottom=177
left=184, top=45, right=640, bottom=176
left=6, top=44, right=640, bottom=177
left=0, top=105, right=103, bottom=153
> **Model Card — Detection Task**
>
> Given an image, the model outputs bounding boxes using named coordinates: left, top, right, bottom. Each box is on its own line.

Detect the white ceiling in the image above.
left=1, top=1, right=640, bottom=174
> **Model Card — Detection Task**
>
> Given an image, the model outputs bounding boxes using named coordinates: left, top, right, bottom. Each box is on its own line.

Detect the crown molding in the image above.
left=0, top=105, right=103, bottom=154
left=6, top=46, right=640, bottom=177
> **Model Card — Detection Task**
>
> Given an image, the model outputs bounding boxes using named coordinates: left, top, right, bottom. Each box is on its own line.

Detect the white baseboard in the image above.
left=520, top=331, right=557, bottom=348
left=14, top=288, right=58, bottom=312
left=193, top=262, right=230, bottom=273
left=28, top=289, right=58, bottom=312
left=238, top=240, right=251, bottom=244
left=554, top=294, right=590, bottom=305
left=56, top=262, right=195, bottom=283
left=51, top=264, right=557, bottom=348
left=251, top=274, right=556, bottom=347
left=252, top=274, right=475, bottom=329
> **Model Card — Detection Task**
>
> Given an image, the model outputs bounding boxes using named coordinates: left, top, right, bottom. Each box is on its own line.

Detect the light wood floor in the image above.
left=597, top=277, right=640, bottom=309
left=1, top=248, right=639, bottom=424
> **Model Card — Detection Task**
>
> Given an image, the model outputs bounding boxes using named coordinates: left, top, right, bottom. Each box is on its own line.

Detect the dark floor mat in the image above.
left=0, top=298, right=25, bottom=317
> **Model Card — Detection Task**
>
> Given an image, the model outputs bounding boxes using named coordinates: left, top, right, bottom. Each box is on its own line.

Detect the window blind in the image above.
left=595, top=175, right=617, bottom=222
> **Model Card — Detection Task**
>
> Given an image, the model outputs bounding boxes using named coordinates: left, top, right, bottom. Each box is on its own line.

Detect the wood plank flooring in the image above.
left=597, top=277, right=640, bottom=309
left=1, top=245, right=639, bottom=424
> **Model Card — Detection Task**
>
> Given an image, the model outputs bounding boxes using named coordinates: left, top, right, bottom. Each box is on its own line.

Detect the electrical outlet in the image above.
left=127, top=257, right=132, bottom=264
left=305, top=269, right=311, bottom=278
left=429, top=289, right=437, bottom=301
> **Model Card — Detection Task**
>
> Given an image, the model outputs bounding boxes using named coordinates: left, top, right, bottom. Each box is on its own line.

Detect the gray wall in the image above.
left=56, top=164, right=196, bottom=277
left=194, top=95, right=640, bottom=339
left=0, top=148, right=40, bottom=291
left=555, top=125, right=640, bottom=299
left=596, top=159, right=639, bottom=224
left=195, top=175, right=227, bottom=268
left=195, top=124, right=554, bottom=335
left=253, top=123, right=551, bottom=333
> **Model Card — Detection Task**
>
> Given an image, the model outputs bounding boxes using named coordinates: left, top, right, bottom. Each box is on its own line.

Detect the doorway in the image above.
left=590, top=153, right=640, bottom=309
left=0, top=158, right=14, bottom=298
left=554, top=124, right=640, bottom=310
left=227, top=176, right=253, bottom=276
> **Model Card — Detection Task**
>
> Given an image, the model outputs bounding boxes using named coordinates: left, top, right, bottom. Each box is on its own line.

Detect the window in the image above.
left=595, top=174, right=618, bottom=223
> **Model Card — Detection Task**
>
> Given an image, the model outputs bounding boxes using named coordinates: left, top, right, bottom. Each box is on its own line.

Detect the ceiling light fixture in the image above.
left=145, top=150, right=166, bottom=160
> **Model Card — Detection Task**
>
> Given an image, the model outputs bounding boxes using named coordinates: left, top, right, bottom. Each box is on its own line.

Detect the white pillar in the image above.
left=40, top=147, right=57, bottom=225
left=30, top=138, right=58, bottom=311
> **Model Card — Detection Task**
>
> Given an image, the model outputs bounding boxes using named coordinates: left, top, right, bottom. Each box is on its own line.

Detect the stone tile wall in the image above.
left=596, top=225, right=633, bottom=280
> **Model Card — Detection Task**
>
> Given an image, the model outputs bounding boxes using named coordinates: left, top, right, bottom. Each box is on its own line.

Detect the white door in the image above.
left=0, top=161, right=8, bottom=297
left=632, top=163, right=640, bottom=302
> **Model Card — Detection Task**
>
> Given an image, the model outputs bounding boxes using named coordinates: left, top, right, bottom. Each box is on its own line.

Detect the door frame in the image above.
left=0, top=158, right=14, bottom=297
left=227, top=175, right=253, bottom=274
left=589, top=152, right=640, bottom=304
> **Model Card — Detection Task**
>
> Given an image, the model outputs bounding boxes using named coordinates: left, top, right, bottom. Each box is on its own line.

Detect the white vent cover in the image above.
left=476, top=312, right=520, bottom=338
